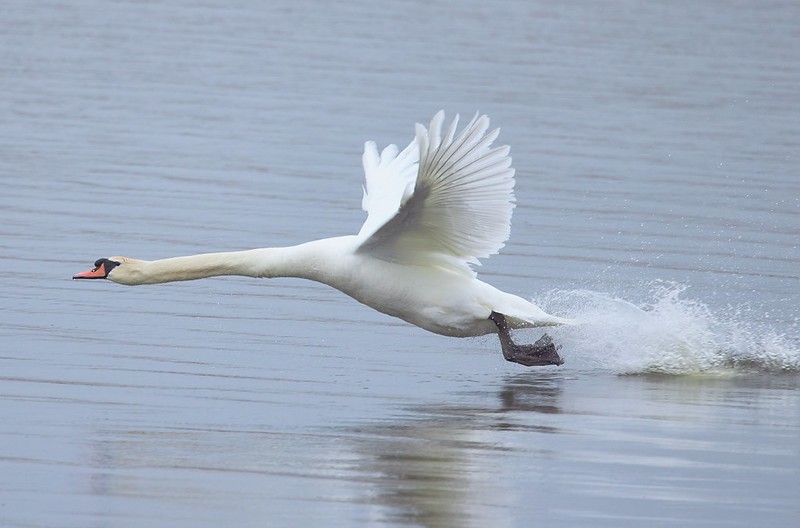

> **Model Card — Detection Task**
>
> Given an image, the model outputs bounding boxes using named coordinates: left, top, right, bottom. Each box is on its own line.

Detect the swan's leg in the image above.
left=489, top=311, right=564, bottom=367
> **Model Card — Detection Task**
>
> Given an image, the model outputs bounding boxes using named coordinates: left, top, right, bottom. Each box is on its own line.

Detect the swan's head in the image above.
left=73, top=256, right=134, bottom=283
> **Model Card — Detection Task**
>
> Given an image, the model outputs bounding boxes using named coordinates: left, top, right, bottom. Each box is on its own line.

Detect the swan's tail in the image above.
left=489, top=290, right=579, bottom=328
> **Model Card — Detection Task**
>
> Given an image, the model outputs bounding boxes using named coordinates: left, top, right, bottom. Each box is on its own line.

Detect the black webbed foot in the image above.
left=505, top=334, right=564, bottom=367
left=489, top=311, right=565, bottom=367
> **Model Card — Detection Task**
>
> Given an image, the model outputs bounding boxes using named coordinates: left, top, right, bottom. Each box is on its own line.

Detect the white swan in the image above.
left=74, top=112, right=573, bottom=366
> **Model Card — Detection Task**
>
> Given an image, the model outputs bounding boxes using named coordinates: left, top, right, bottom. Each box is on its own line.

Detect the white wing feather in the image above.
left=358, top=137, right=419, bottom=243
left=356, top=111, right=516, bottom=272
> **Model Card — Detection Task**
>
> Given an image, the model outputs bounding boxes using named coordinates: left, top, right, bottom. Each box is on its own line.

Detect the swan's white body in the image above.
left=76, top=112, right=573, bottom=339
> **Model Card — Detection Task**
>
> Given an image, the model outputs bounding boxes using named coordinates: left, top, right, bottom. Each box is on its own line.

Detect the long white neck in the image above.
left=110, top=237, right=353, bottom=286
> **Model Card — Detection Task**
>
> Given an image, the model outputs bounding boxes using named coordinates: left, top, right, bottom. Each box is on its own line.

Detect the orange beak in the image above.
left=73, top=262, right=109, bottom=280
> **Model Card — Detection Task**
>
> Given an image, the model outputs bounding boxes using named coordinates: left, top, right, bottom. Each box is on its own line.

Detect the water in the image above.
left=1, top=0, right=799, bottom=526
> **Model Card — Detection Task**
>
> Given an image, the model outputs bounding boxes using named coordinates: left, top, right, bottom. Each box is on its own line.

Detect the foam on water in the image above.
left=533, top=282, right=800, bottom=375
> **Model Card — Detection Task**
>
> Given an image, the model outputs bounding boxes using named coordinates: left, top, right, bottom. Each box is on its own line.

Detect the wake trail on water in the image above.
left=530, top=282, right=800, bottom=375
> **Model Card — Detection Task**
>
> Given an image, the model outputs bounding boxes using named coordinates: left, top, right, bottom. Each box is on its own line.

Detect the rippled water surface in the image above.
left=2, top=1, right=799, bottom=527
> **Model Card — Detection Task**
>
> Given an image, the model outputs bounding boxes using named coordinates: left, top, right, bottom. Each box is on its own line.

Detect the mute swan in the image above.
left=74, top=112, right=572, bottom=366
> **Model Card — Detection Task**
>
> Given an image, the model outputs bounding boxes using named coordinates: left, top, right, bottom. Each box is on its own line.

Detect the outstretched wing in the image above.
left=356, top=111, right=515, bottom=272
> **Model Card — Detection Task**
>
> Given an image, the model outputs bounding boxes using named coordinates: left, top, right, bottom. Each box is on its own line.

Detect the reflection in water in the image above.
left=78, top=373, right=798, bottom=527
left=350, top=374, right=564, bottom=527
left=497, top=374, right=564, bottom=417
left=80, top=374, right=566, bottom=527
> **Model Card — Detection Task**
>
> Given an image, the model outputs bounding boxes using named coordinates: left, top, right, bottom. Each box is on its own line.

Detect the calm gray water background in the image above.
left=2, top=1, right=799, bottom=527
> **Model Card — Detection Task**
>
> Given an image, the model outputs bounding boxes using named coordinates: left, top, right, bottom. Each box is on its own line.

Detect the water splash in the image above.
left=533, top=282, right=800, bottom=375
